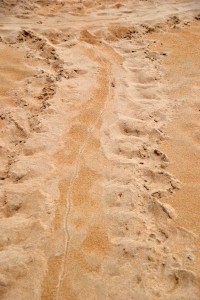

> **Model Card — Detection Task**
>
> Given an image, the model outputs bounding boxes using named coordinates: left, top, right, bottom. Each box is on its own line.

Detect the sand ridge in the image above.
left=0, top=1, right=200, bottom=299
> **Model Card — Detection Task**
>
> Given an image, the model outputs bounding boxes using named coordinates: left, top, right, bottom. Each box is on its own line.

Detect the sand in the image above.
left=151, top=21, right=200, bottom=273
left=0, top=1, right=200, bottom=299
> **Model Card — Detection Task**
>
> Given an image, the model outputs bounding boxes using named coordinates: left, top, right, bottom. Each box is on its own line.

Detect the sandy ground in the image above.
left=153, top=21, right=200, bottom=273
left=0, top=1, right=200, bottom=299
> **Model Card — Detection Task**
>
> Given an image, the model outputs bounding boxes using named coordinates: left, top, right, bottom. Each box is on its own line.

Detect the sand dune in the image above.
left=0, top=1, right=200, bottom=299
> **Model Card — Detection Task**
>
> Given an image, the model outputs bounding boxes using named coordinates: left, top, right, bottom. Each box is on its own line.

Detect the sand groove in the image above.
left=55, top=44, right=114, bottom=300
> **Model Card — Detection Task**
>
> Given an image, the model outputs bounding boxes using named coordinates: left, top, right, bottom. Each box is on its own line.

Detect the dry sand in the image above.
left=0, top=1, right=200, bottom=299
left=152, top=21, right=200, bottom=274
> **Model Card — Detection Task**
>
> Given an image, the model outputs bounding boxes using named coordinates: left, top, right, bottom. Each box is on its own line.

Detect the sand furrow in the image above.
left=55, top=47, right=113, bottom=300
left=41, top=42, right=123, bottom=299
